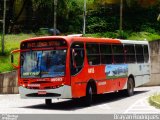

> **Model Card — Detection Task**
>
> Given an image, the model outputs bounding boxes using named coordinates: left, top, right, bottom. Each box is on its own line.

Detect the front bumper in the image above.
left=19, top=85, right=72, bottom=99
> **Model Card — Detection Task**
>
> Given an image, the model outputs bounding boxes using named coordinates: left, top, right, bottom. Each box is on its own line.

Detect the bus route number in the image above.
left=88, top=68, right=95, bottom=74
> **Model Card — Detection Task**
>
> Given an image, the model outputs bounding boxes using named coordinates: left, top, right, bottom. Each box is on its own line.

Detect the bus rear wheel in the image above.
left=84, top=85, right=93, bottom=106
left=125, top=77, right=134, bottom=96
left=45, top=99, right=52, bottom=105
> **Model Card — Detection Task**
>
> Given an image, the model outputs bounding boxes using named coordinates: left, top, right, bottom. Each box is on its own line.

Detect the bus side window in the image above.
left=70, top=42, right=84, bottom=75
left=144, top=45, right=149, bottom=63
left=86, top=43, right=100, bottom=65
left=135, top=45, right=144, bottom=63
left=112, top=44, right=124, bottom=64
left=124, top=44, right=136, bottom=63
left=100, top=44, right=112, bottom=64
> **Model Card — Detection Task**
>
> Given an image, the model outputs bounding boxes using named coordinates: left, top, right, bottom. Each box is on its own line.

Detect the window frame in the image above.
left=70, top=42, right=85, bottom=76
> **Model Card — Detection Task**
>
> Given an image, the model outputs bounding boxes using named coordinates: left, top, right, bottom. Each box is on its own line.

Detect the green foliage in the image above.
left=0, top=55, right=13, bottom=73
left=3, top=0, right=159, bottom=34
left=141, top=25, right=154, bottom=33
left=116, top=30, right=129, bottom=39
left=85, top=32, right=117, bottom=38
left=128, top=32, right=160, bottom=41
left=32, top=0, right=83, bottom=33
left=85, top=31, right=160, bottom=41
left=86, top=0, right=160, bottom=35
left=149, top=93, right=160, bottom=109
left=87, top=17, right=107, bottom=33
left=86, top=9, right=119, bottom=33
left=35, top=28, right=50, bottom=36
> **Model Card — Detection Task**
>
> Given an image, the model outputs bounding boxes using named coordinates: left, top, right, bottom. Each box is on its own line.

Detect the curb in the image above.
left=149, top=95, right=160, bottom=109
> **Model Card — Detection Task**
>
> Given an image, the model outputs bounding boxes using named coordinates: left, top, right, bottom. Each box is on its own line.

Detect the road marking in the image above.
left=76, top=104, right=111, bottom=114
left=124, top=97, right=160, bottom=114
left=95, top=104, right=111, bottom=110
left=85, top=104, right=111, bottom=110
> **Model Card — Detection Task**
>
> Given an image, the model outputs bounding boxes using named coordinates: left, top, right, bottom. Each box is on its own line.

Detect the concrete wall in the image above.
left=0, top=71, right=18, bottom=94
left=145, top=40, right=160, bottom=86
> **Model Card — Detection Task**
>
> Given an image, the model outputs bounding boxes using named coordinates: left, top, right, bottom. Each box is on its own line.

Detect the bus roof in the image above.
left=119, top=39, right=148, bottom=45
left=20, top=36, right=148, bottom=45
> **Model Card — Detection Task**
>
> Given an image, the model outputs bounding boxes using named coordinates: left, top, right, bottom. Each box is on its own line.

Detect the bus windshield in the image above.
left=20, top=49, right=66, bottom=78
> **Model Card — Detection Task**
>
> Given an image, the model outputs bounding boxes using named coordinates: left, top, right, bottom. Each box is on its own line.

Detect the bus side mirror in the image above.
left=11, top=49, right=20, bottom=69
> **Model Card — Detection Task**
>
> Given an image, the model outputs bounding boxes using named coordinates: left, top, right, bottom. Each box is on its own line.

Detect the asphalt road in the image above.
left=0, top=86, right=160, bottom=114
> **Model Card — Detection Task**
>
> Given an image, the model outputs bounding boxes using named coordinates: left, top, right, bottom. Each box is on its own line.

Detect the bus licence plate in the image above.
left=38, top=91, right=47, bottom=95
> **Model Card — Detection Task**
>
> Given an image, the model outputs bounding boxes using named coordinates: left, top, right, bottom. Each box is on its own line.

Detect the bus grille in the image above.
left=26, top=93, right=61, bottom=97
left=23, top=79, right=29, bottom=84
left=22, top=80, right=63, bottom=89
left=31, top=81, right=52, bottom=84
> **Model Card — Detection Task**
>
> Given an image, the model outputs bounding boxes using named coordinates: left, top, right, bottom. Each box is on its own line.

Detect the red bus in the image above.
left=11, top=36, right=150, bottom=106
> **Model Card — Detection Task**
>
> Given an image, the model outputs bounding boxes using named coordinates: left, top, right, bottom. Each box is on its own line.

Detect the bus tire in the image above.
left=45, top=99, right=52, bottom=105
left=125, top=77, right=134, bottom=96
left=84, top=85, right=93, bottom=106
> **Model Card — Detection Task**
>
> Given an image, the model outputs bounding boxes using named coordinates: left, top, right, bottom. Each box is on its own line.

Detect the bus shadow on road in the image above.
left=93, top=90, right=148, bottom=104
left=21, top=90, right=148, bottom=111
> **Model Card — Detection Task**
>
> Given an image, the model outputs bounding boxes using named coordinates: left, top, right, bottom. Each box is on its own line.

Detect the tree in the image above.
left=158, top=14, right=160, bottom=21
left=137, top=0, right=158, bottom=8
left=94, top=0, right=159, bottom=8
left=31, top=0, right=84, bottom=32
left=94, top=0, right=120, bottom=5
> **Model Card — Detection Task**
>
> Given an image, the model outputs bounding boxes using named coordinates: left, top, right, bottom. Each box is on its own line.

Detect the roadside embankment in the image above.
left=149, top=94, right=160, bottom=109
left=0, top=70, right=18, bottom=94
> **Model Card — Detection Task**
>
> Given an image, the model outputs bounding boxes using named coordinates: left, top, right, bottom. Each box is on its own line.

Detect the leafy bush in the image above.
left=35, top=28, right=50, bottom=36
left=85, top=30, right=129, bottom=39
left=149, top=93, right=160, bottom=109
left=116, top=30, right=129, bottom=39
left=141, top=25, right=156, bottom=33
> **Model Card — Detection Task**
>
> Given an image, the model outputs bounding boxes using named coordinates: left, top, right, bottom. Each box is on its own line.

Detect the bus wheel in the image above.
left=45, top=99, right=52, bottom=105
left=125, top=77, right=134, bottom=96
left=84, top=85, right=93, bottom=106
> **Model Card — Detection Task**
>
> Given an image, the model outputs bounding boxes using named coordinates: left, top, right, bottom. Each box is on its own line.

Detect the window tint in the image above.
left=100, top=44, right=112, bottom=54
left=135, top=45, right=144, bottom=63
left=86, top=43, right=99, bottom=54
left=86, top=43, right=100, bottom=65
left=144, top=45, right=149, bottom=63
left=100, top=44, right=112, bottom=64
left=88, top=55, right=100, bottom=65
left=101, top=55, right=112, bottom=64
left=112, top=45, right=124, bottom=63
left=124, top=44, right=136, bottom=63
left=71, top=42, right=84, bottom=75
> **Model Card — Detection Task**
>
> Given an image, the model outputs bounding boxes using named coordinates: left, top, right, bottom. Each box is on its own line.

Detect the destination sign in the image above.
left=20, top=40, right=67, bottom=49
